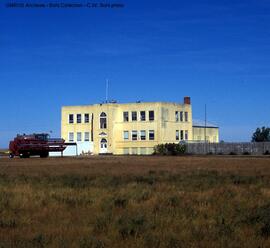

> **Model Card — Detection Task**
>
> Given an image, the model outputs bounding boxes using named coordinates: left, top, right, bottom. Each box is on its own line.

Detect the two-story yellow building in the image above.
left=61, top=97, right=219, bottom=155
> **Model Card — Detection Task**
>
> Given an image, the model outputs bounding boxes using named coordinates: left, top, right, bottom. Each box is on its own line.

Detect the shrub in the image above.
left=264, top=150, right=270, bottom=155
left=32, top=234, right=47, bottom=248
left=79, top=236, right=105, bottom=248
left=0, top=219, right=16, bottom=228
left=116, top=214, right=147, bottom=239
left=114, top=197, right=128, bottom=208
left=245, top=203, right=270, bottom=238
left=153, top=144, right=166, bottom=155
left=153, top=143, right=186, bottom=155
left=242, top=151, right=250, bottom=155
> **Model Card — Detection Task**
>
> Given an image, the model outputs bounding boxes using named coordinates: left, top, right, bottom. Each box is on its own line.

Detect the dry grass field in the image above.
left=1, top=155, right=270, bottom=247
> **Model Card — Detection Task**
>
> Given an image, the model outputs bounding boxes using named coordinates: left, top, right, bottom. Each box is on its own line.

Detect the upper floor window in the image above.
left=132, top=111, right=137, bottom=121
left=123, top=111, right=129, bottom=122
left=123, top=131, right=129, bottom=140
left=100, top=112, right=107, bottom=129
left=180, top=112, right=183, bottom=122
left=77, top=132, right=82, bottom=141
left=140, top=130, right=146, bottom=140
left=140, top=111, right=145, bottom=121
left=68, top=132, right=74, bottom=142
left=185, top=112, right=188, bottom=122
left=176, top=130, right=179, bottom=140
left=85, top=132, right=90, bottom=141
left=149, top=130, right=155, bottom=140
left=84, top=113, right=89, bottom=123
left=175, top=111, right=179, bottom=122
left=77, top=114, right=81, bottom=123
left=132, top=130, right=138, bottom=140
left=69, top=114, right=74, bottom=124
left=149, top=111, right=154, bottom=121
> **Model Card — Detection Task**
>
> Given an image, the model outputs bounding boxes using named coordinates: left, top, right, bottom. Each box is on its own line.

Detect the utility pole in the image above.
left=204, top=104, right=207, bottom=154
left=106, top=79, right=109, bottom=103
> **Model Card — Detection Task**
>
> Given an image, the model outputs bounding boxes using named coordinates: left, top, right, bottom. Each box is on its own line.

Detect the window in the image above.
left=69, top=114, right=74, bottom=124
left=123, top=148, right=129, bottom=155
left=100, top=138, right=107, bottom=149
left=123, top=111, right=129, bottom=122
left=140, top=147, right=146, bottom=155
left=123, top=131, right=129, bottom=140
left=149, top=130, right=155, bottom=140
left=131, top=147, right=138, bottom=155
left=85, top=132, right=90, bottom=141
left=132, top=111, right=137, bottom=121
left=77, top=114, right=81, bottom=123
left=176, top=130, right=179, bottom=140
left=185, top=130, right=188, bottom=140
left=132, top=130, right=138, bottom=140
left=140, top=111, right=145, bottom=121
left=84, top=113, right=89, bottom=123
left=140, top=130, right=146, bottom=140
left=180, top=130, right=184, bottom=140
left=175, top=111, right=179, bottom=122
left=68, top=132, right=74, bottom=142
left=100, top=112, right=107, bottom=129
left=149, top=110, right=154, bottom=121
left=180, top=112, right=183, bottom=122
left=77, top=132, right=82, bottom=141
left=185, top=112, right=188, bottom=122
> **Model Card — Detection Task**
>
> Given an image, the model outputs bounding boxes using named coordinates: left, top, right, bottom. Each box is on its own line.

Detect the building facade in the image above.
left=192, top=121, right=219, bottom=143
left=61, top=97, right=219, bottom=155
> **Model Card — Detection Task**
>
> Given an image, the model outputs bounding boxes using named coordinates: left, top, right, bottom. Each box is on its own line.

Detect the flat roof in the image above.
left=62, top=101, right=189, bottom=108
left=193, top=119, right=218, bottom=128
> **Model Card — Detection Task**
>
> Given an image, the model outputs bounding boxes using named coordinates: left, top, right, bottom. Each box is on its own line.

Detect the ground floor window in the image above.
left=185, top=130, right=188, bottom=140
left=123, top=148, right=129, bottom=155
left=68, top=132, right=74, bottom=142
left=131, top=147, right=138, bottom=155
left=176, top=130, right=179, bottom=140
left=140, top=147, right=146, bottom=155
left=77, top=132, right=82, bottom=141
left=84, top=132, right=90, bottom=141
left=180, top=130, right=184, bottom=140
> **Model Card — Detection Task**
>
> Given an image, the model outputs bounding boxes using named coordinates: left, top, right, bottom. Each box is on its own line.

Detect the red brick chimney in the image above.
left=184, top=96, right=191, bottom=105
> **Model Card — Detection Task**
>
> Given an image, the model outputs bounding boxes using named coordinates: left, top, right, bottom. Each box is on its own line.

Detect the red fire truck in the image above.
left=9, top=133, right=66, bottom=158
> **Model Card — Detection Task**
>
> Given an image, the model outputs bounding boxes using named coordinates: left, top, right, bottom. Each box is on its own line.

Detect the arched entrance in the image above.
left=100, top=138, right=108, bottom=154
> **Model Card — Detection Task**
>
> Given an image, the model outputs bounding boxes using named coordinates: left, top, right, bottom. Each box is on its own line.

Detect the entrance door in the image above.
left=100, top=138, right=108, bottom=154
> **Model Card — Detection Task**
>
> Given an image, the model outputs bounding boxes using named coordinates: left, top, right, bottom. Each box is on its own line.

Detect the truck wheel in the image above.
left=20, top=153, right=29, bottom=158
left=40, top=152, right=49, bottom=158
left=9, top=153, right=14, bottom=158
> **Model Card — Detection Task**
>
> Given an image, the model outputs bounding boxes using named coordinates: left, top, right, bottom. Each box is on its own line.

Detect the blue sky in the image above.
left=1, top=0, right=270, bottom=147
